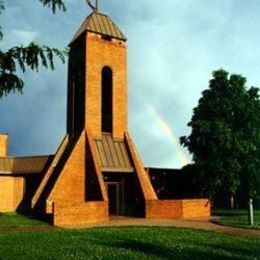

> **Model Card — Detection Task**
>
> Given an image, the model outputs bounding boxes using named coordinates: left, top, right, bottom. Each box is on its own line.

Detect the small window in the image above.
left=102, top=35, right=112, bottom=41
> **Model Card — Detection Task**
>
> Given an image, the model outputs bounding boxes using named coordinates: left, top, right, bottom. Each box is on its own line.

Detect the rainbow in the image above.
left=146, top=103, right=191, bottom=167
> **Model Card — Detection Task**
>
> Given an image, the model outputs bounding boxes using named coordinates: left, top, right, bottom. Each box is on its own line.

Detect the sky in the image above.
left=0, top=0, right=260, bottom=168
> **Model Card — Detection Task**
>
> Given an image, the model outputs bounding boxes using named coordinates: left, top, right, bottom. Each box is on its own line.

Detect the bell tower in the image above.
left=32, top=9, right=158, bottom=226
left=67, top=12, right=127, bottom=139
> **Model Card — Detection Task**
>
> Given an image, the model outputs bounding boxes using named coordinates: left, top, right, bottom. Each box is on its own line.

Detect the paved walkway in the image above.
left=0, top=218, right=259, bottom=238
left=73, top=217, right=260, bottom=238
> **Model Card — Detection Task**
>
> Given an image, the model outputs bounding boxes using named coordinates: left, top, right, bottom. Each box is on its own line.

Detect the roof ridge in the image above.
left=94, top=12, right=109, bottom=17
left=70, top=12, right=127, bottom=44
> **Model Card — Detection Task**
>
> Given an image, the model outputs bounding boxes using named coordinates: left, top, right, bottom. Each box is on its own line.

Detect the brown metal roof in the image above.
left=0, top=156, right=51, bottom=174
left=70, top=12, right=127, bottom=44
left=93, top=134, right=134, bottom=173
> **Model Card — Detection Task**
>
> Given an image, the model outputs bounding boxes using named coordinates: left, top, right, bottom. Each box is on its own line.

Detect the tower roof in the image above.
left=70, top=12, right=127, bottom=44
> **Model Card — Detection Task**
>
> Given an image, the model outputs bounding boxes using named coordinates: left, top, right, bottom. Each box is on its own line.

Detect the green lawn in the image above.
left=0, top=227, right=259, bottom=259
left=0, top=213, right=259, bottom=259
left=0, top=213, right=49, bottom=228
left=212, top=209, right=260, bottom=230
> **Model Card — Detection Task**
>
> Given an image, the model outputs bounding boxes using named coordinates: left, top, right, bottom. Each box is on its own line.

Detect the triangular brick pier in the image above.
left=32, top=130, right=160, bottom=226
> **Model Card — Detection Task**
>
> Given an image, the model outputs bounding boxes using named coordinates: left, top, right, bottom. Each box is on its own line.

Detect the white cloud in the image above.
left=11, top=29, right=39, bottom=45
left=1, top=29, right=39, bottom=49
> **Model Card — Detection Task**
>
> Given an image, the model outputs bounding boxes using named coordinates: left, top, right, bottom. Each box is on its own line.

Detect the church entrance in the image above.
left=103, top=172, right=145, bottom=218
left=105, top=182, right=124, bottom=216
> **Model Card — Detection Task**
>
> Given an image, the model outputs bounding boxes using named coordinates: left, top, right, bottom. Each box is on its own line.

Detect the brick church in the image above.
left=0, top=10, right=210, bottom=226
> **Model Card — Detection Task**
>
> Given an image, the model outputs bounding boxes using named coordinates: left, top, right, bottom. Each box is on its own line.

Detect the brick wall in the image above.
left=41, top=131, right=109, bottom=228
left=0, top=176, right=24, bottom=212
left=182, top=199, right=210, bottom=218
left=85, top=33, right=127, bottom=139
left=53, top=201, right=108, bottom=227
left=146, top=200, right=183, bottom=219
left=47, top=132, right=86, bottom=211
left=146, top=199, right=210, bottom=219
left=0, top=134, right=8, bottom=157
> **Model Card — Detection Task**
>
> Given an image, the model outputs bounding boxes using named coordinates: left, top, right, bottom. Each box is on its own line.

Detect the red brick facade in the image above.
left=0, top=135, right=23, bottom=213
left=53, top=201, right=108, bottom=226
left=146, top=199, right=210, bottom=219
left=85, top=34, right=127, bottom=139
left=47, top=132, right=86, bottom=210
left=0, top=176, right=24, bottom=212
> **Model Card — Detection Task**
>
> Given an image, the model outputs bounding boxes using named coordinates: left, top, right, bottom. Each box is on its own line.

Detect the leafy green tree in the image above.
left=180, top=69, right=260, bottom=201
left=0, top=0, right=67, bottom=98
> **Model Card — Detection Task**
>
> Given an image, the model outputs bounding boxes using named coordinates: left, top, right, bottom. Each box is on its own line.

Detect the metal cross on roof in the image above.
left=86, top=0, right=99, bottom=12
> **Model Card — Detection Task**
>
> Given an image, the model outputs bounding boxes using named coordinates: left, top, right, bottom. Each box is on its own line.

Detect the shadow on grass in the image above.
left=0, top=212, right=50, bottom=229
left=0, top=227, right=259, bottom=259
left=200, top=242, right=260, bottom=259
left=87, top=232, right=258, bottom=260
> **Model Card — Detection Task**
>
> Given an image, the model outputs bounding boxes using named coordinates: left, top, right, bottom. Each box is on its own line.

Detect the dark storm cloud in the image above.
left=1, top=0, right=260, bottom=168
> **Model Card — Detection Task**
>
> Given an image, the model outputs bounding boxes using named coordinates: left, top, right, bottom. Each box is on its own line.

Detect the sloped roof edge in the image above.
left=0, top=155, right=53, bottom=174
left=70, top=12, right=127, bottom=45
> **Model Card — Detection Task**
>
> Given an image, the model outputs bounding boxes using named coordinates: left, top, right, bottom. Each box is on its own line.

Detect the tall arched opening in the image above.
left=102, top=66, right=113, bottom=133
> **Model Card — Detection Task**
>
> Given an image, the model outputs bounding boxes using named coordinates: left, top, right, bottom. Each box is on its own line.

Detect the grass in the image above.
left=212, top=209, right=260, bottom=230
left=0, top=227, right=259, bottom=260
left=0, top=213, right=49, bottom=228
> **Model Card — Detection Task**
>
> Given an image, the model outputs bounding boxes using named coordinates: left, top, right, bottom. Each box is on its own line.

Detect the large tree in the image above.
left=0, top=0, right=66, bottom=98
left=180, top=69, right=260, bottom=201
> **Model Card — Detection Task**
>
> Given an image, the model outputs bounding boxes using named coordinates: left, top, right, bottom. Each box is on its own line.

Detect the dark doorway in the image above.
left=102, top=66, right=113, bottom=133
left=103, top=172, right=145, bottom=217
left=107, top=183, right=118, bottom=215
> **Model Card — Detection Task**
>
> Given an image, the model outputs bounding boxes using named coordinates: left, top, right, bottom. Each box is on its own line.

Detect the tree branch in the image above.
left=38, top=0, right=66, bottom=13
left=0, top=42, right=67, bottom=97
